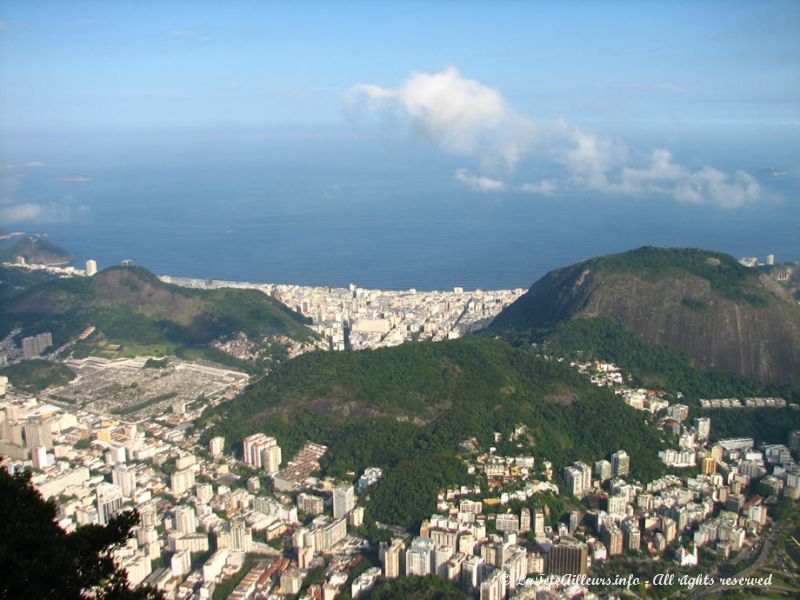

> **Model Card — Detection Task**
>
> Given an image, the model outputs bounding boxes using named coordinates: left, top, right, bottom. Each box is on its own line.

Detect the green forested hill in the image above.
left=0, top=359, right=76, bottom=393
left=488, top=246, right=800, bottom=386
left=0, top=265, right=315, bottom=363
left=537, top=317, right=800, bottom=445
left=543, top=317, right=794, bottom=401
left=202, top=337, right=665, bottom=527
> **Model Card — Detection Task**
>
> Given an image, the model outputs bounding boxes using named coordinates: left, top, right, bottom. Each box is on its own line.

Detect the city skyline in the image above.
left=1, top=5, right=799, bottom=595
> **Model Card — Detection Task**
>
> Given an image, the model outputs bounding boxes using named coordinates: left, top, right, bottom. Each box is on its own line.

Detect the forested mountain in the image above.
left=489, top=247, right=800, bottom=386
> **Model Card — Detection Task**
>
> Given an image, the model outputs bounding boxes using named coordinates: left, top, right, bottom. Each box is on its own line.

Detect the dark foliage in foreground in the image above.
left=0, top=468, right=163, bottom=600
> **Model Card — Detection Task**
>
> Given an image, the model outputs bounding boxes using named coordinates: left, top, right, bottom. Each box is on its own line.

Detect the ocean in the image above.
left=3, top=126, right=799, bottom=290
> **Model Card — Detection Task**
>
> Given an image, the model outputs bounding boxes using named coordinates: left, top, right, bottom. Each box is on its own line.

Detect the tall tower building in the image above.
left=96, top=482, right=124, bottom=525
left=694, top=417, right=711, bottom=441
left=564, top=461, right=592, bottom=497
left=112, top=465, right=136, bottom=498
left=622, top=521, right=641, bottom=552
left=611, top=450, right=630, bottom=477
left=242, top=433, right=282, bottom=473
left=405, top=546, right=433, bottom=577
left=333, top=484, right=355, bottom=518
left=174, top=505, right=198, bottom=534
left=209, top=436, right=225, bottom=457
left=594, top=460, right=612, bottom=482
left=379, top=538, right=405, bottom=579
left=85, top=259, right=98, bottom=276
left=547, top=537, right=588, bottom=575
left=532, top=508, right=546, bottom=537
left=170, top=468, right=195, bottom=495
left=519, top=508, right=531, bottom=533
left=23, top=417, right=53, bottom=450
left=602, top=525, right=624, bottom=556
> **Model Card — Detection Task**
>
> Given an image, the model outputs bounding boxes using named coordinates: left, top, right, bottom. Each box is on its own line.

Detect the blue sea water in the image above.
left=3, top=127, right=799, bottom=290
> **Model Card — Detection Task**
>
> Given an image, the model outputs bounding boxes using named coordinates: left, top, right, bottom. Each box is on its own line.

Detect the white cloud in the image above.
left=519, top=180, right=558, bottom=195
left=557, top=127, right=628, bottom=189
left=24, top=160, right=44, bottom=168
left=57, top=175, right=92, bottom=182
left=0, top=202, right=73, bottom=224
left=350, top=67, right=535, bottom=168
left=556, top=129, right=761, bottom=207
left=672, top=165, right=761, bottom=208
left=348, top=68, right=762, bottom=208
left=455, top=169, right=505, bottom=192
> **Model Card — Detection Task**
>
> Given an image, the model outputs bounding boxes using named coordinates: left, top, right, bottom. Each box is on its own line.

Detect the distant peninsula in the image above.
left=0, top=234, right=73, bottom=266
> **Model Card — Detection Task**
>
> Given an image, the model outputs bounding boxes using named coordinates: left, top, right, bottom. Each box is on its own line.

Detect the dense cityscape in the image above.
left=1, top=4, right=799, bottom=598
left=1, top=255, right=799, bottom=599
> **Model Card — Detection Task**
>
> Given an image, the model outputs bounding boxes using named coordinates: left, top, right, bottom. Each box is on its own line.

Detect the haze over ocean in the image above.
left=2, top=126, right=797, bottom=291
left=1, top=2, right=798, bottom=289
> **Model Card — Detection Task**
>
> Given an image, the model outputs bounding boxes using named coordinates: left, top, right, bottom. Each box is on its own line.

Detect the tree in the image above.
left=0, top=468, right=163, bottom=599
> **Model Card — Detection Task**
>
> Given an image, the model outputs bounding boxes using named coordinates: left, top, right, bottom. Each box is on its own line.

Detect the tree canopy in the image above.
left=0, top=468, right=162, bottom=600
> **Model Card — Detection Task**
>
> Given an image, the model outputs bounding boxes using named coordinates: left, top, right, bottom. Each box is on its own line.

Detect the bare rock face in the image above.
left=490, top=247, right=800, bottom=386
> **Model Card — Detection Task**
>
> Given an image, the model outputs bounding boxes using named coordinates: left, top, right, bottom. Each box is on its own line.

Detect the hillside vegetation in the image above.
left=0, top=360, right=76, bottom=393
left=202, top=338, right=665, bottom=528
left=0, top=265, right=314, bottom=367
left=489, top=247, right=800, bottom=386
left=535, top=318, right=800, bottom=443
left=543, top=318, right=797, bottom=402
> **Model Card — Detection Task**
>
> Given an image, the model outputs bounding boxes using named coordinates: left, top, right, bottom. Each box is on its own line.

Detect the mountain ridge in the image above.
left=0, top=264, right=316, bottom=366
left=488, top=246, right=800, bottom=386
left=0, top=235, right=73, bottom=266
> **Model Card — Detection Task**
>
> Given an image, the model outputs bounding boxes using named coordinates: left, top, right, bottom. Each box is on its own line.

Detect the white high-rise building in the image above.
left=564, top=461, right=592, bottom=497
left=174, top=505, right=198, bottom=534
left=217, top=519, right=253, bottom=552
left=32, top=445, right=48, bottom=469
left=405, top=546, right=433, bottom=576
left=96, top=482, right=123, bottom=525
left=611, top=450, right=630, bottom=477
left=242, top=433, right=282, bottom=473
left=170, top=468, right=195, bottom=495
left=112, top=465, right=136, bottom=498
left=196, top=482, right=213, bottom=503
left=379, top=538, right=405, bottom=579
left=694, top=417, right=711, bottom=441
left=85, top=259, right=98, bottom=276
left=209, top=436, right=225, bottom=457
left=171, top=549, right=191, bottom=577
left=594, top=460, right=613, bottom=482
left=333, top=484, right=355, bottom=518
left=533, top=508, right=546, bottom=537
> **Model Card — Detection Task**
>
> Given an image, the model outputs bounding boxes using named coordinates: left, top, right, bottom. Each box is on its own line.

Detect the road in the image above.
left=694, top=520, right=787, bottom=598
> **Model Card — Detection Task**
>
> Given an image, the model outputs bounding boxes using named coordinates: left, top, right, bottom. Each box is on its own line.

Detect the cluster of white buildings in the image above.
left=564, top=359, right=800, bottom=567
left=398, top=425, right=800, bottom=600
left=164, top=276, right=524, bottom=351
left=738, top=254, right=777, bottom=267
left=1, top=257, right=98, bottom=277
left=0, top=369, right=385, bottom=599
left=699, top=397, right=788, bottom=409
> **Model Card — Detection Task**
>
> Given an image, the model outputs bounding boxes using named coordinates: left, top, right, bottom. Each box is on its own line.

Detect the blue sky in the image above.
left=1, top=1, right=798, bottom=131
left=0, top=0, right=798, bottom=224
